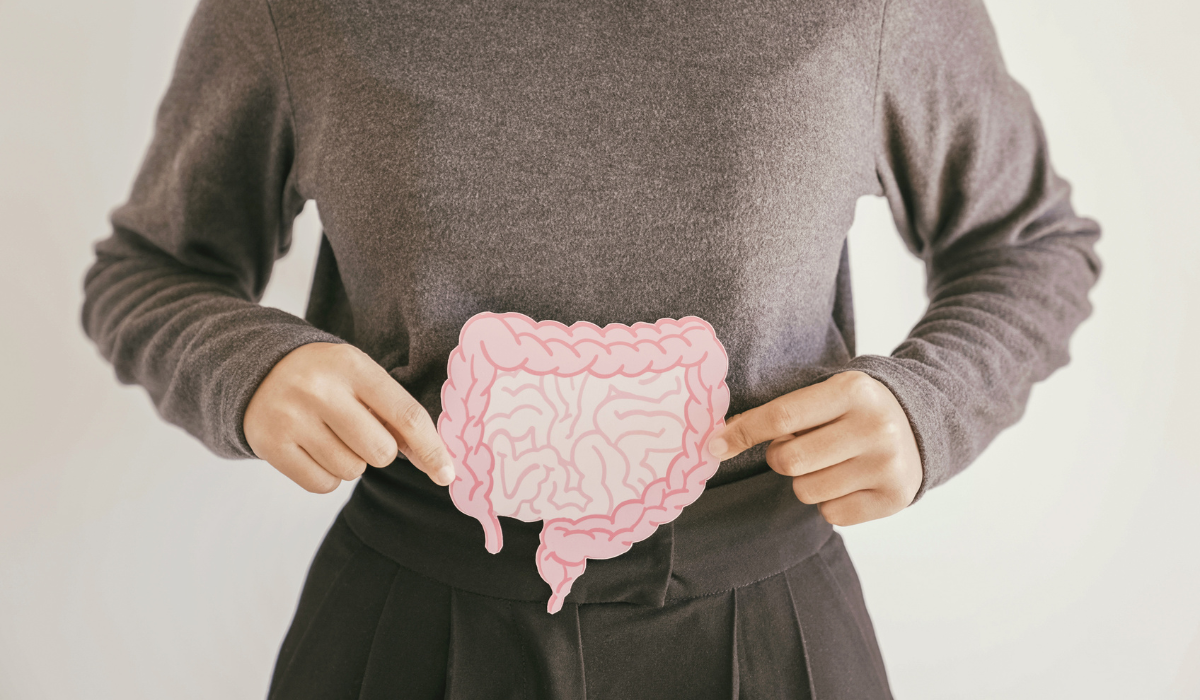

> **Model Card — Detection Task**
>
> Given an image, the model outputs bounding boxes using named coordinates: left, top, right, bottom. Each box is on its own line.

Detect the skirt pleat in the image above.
left=357, top=562, right=452, bottom=700
left=268, top=515, right=892, bottom=700
left=782, top=536, right=893, bottom=699
left=445, top=588, right=586, bottom=700
left=268, top=517, right=400, bottom=700
left=734, top=574, right=812, bottom=698
left=579, top=588, right=736, bottom=699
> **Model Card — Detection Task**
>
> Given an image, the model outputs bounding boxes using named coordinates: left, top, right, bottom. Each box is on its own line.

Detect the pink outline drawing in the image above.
left=437, top=311, right=730, bottom=613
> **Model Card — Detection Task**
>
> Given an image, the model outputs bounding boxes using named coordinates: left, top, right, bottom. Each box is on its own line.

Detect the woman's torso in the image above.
left=271, top=0, right=885, bottom=487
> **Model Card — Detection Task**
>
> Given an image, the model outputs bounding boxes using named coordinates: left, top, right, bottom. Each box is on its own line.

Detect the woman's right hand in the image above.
left=244, top=342, right=455, bottom=493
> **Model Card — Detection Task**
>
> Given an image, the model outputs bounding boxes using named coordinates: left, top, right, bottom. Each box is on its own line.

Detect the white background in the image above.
left=2, top=0, right=1198, bottom=697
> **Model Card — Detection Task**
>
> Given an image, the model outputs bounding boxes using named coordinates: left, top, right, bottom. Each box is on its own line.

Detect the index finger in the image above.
left=351, top=359, right=455, bottom=486
left=707, top=375, right=852, bottom=461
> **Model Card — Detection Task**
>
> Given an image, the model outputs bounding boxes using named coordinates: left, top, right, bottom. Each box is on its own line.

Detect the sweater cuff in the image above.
left=207, top=319, right=347, bottom=459
left=811, top=354, right=955, bottom=504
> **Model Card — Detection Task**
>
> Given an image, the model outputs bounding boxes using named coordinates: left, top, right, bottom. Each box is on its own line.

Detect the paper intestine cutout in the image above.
left=437, top=311, right=731, bottom=613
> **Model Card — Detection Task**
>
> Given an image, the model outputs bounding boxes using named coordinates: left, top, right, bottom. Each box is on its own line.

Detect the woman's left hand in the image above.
left=706, top=371, right=923, bottom=526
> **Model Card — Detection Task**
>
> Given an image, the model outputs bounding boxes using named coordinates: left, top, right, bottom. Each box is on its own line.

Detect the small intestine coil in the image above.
left=437, top=311, right=730, bottom=613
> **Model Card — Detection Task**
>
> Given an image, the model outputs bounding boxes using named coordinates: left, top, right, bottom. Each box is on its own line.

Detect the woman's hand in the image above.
left=706, top=371, right=922, bottom=526
left=244, top=342, right=455, bottom=493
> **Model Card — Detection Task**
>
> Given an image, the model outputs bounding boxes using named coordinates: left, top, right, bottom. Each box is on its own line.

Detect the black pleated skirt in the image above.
left=268, top=463, right=893, bottom=700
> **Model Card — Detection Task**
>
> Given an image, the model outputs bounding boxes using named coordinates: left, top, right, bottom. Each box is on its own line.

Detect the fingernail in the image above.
left=433, top=463, right=456, bottom=486
left=708, top=437, right=728, bottom=459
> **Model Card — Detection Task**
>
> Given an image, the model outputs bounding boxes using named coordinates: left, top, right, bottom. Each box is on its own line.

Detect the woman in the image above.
left=81, top=0, right=1101, bottom=697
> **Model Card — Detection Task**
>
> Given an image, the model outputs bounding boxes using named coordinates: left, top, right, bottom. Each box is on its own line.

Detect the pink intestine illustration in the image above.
left=437, top=311, right=730, bottom=614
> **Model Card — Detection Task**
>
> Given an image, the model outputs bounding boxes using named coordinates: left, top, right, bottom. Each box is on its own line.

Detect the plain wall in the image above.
left=1, top=0, right=1197, bottom=697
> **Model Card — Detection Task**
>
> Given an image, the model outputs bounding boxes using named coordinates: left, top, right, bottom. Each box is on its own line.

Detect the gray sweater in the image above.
left=82, top=0, right=1101, bottom=502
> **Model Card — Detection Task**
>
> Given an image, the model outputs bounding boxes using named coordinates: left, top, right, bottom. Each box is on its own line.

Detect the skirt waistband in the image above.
left=341, top=460, right=833, bottom=608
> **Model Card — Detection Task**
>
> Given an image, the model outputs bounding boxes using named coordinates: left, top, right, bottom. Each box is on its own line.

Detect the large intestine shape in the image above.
left=437, top=311, right=730, bottom=613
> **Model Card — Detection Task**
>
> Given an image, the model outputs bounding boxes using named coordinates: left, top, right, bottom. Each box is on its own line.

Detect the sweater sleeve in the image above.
left=81, top=0, right=345, bottom=459
left=826, top=0, right=1102, bottom=501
